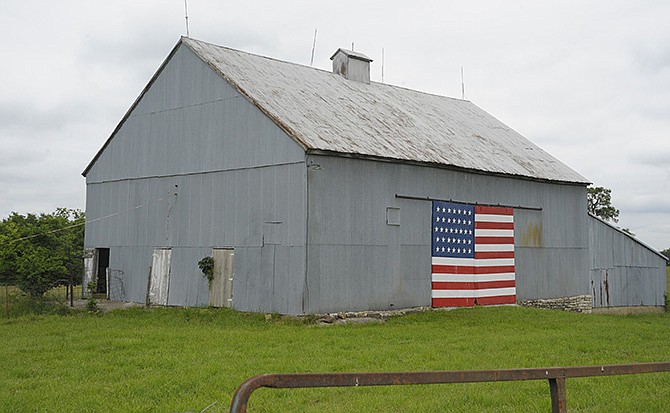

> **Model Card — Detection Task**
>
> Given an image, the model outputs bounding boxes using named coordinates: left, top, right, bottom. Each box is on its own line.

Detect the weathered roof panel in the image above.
left=179, top=38, right=589, bottom=183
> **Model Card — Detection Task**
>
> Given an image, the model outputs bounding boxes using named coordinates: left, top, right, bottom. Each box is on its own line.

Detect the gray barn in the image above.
left=82, top=37, right=666, bottom=314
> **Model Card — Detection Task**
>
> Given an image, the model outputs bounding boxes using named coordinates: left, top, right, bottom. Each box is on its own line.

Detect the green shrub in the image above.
left=197, top=256, right=215, bottom=287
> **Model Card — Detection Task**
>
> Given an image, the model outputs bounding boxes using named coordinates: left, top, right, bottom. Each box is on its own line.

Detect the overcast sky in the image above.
left=1, top=1, right=669, bottom=250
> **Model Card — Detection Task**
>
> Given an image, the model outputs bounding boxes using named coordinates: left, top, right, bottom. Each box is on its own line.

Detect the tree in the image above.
left=661, top=248, right=670, bottom=264
left=0, top=209, right=84, bottom=297
left=587, top=186, right=620, bottom=223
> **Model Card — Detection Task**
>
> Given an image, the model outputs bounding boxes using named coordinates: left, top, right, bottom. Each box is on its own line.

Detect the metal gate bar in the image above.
left=229, top=362, right=670, bottom=413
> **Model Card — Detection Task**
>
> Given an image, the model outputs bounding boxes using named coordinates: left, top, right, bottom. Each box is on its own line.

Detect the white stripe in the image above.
left=431, top=257, right=474, bottom=266
left=475, top=229, right=514, bottom=237
left=475, top=214, right=514, bottom=223
left=475, top=258, right=515, bottom=267
left=475, top=244, right=515, bottom=252
left=431, top=289, right=477, bottom=298
left=476, top=287, right=517, bottom=297
left=432, top=273, right=516, bottom=282
left=432, top=257, right=514, bottom=267
left=431, top=287, right=516, bottom=299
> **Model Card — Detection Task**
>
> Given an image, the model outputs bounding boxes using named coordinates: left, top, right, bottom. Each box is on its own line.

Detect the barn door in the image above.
left=149, top=248, right=171, bottom=305
left=82, top=249, right=97, bottom=298
left=209, top=248, right=234, bottom=307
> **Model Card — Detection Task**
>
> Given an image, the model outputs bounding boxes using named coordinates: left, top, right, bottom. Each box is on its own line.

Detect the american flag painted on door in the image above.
left=431, top=201, right=516, bottom=307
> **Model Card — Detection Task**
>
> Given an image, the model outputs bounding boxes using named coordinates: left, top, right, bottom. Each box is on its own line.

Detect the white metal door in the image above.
left=82, top=249, right=97, bottom=298
left=149, top=248, right=171, bottom=305
left=210, top=248, right=234, bottom=307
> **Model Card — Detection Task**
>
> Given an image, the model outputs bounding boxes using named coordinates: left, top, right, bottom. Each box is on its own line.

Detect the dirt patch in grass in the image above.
left=71, top=298, right=143, bottom=312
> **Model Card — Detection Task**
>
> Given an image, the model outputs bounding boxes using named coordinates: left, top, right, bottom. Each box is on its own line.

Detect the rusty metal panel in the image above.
left=588, top=215, right=666, bottom=307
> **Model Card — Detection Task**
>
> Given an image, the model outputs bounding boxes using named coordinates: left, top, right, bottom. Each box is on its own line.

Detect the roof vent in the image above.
left=330, top=48, right=373, bottom=84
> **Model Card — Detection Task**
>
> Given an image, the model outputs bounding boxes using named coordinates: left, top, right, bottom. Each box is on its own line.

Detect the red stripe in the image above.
left=432, top=297, right=475, bottom=307
left=432, top=280, right=515, bottom=290
left=475, top=251, right=515, bottom=259
left=475, top=236, right=514, bottom=244
left=475, top=221, right=514, bottom=230
left=475, top=295, right=517, bottom=305
left=474, top=280, right=516, bottom=289
left=474, top=265, right=515, bottom=274
left=432, top=281, right=475, bottom=290
left=432, top=265, right=475, bottom=274
left=432, top=265, right=515, bottom=274
left=432, top=295, right=517, bottom=307
left=475, top=206, right=513, bottom=215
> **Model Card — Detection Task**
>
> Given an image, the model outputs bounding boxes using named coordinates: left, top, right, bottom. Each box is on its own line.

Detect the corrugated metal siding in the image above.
left=85, top=163, right=307, bottom=311
left=588, top=216, right=665, bottom=307
left=85, top=45, right=308, bottom=312
left=304, top=155, right=590, bottom=314
left=183, top=38, right=588, bottom=184
left=86, top=45, right=305, bottom=183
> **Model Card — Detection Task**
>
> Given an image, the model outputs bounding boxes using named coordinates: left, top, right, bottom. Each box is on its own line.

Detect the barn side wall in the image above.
left=588, top=216, right=666, bottom=307
left=304, top=155, right=590, bottom=314
left=84, top=44, right=308, bottom=314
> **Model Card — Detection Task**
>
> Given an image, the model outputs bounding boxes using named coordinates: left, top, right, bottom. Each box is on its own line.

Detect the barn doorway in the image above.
left=209, top=248, right=234, bottom=307
left=96, top=248, right=110, bottom=294
left=82, top=248, right=110, bottom=298
left=148, top=248, right=171, bottom=305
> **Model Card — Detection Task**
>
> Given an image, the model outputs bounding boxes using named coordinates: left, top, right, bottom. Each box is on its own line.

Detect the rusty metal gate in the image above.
left=229, top=362, right=670, bottom=413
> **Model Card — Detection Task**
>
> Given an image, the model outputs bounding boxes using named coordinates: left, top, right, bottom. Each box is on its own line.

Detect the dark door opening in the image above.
left=96, top=248, right=110, bottom=294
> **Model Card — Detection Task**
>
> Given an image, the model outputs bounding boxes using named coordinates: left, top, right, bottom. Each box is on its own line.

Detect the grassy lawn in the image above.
left=1, top=305, right=669, bottom=412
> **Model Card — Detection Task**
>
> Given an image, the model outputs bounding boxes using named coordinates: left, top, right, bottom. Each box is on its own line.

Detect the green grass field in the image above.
left=1, top=303, right=669, bottom=412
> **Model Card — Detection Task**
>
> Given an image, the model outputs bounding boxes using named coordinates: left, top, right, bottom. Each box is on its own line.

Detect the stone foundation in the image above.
left=518, top=295, right=593, bottom=313
left=314, top=306, right=430, bottom=325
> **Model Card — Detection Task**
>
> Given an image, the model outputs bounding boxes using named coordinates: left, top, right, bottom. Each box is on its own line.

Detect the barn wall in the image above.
left=85, top=44, right=307, bottom=314
left=304, top=155, right=590, bottom=313
left=85, top=44, right=305, bottom=182
left=588, top=216, right=666, bottom=307
left=85, top=162, right=307, bottom=312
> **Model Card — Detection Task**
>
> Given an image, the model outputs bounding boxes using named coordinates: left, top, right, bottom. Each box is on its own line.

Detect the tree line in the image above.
left=0, top=208, right=84, bottom=297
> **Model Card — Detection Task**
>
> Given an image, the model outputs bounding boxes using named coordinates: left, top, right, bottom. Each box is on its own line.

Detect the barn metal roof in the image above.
left=183, top=38, right=588, bottom=184
left=87, top=37, right=589, bottom=184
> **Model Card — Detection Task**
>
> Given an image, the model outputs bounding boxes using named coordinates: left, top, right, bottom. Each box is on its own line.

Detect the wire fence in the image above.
left=108, top=269, right=126, bottom=301
left=1, top=283, right=81, bottom=318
